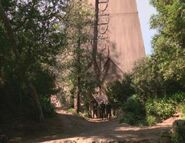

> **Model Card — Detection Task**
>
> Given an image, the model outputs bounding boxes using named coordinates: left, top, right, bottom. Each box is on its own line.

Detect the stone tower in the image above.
left=90, top=0, right=145, bottom=75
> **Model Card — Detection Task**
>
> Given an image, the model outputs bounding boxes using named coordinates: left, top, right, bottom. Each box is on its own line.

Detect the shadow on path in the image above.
left=18, top=111, right=173, bottom=143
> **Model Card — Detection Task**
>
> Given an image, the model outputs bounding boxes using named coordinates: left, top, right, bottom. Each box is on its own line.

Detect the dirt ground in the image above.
left=7, top=109, right=177, bottom=143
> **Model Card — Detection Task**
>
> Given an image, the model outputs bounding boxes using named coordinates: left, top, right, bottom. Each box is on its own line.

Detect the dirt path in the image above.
left=20, top=110, right=179, bottom=143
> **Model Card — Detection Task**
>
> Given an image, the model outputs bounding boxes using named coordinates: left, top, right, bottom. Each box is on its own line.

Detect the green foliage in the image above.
left=130, top=0, right=185, bottom=110
left=150, top=0, right=185, bottom=88
left=109, top=0, right=185, bottom=126
left=0, top=0, right=67, bottom=121
left=59, top=0, right=96, bottom=112
left=121, top=93, right=184, bottom=126
left=120, top=95, right=146, bottom=125
left=123, top=95, right=145, bottom=115
left=144, top=97, right=177, bottom=126
left=107, top=74, right=135, bottom=107
left=40, top=97, right=55, bottom=117
left=170, top=92, right=185, bottom=103
left=181, top=106, right=185, bottom=119
left=132, top=57, right=165, bottom=99
left=120, top=112, right=136, bottom=125
left=145, top=98, right=176, bottom=122
left=179, top=104, right=185, bottom=119
left=119, top=0, right=185, bottom=126
left=33, top=68, right=58, bottom=96
left=146, top=115, right=157, bottom=126
left=67, top=108, right=75, bottom=114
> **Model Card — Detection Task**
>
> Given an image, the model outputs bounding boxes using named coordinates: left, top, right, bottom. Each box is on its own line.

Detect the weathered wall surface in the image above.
left=90, top=0, right=145, bottom=73
left=108, top=0, right=145, bottom=72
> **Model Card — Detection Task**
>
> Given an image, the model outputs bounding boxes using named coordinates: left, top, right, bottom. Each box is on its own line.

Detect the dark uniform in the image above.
left=100, top=102, right=105, bottom=120
left=93, top=102, right=98, bottom=118
left=106, top=103, right=111, bottom=119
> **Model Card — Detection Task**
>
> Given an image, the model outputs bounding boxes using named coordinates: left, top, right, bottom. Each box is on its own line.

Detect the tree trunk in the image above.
left=29, top=83, right=44, bottom=121
left=0, top=1, right=44, bottom=121
left=92, top=0, right=100, bottom=80
left=74, top=28, right=82, bottom=113
left=74, top=87, right=80, bottom=113
left=92, top=0, right=110, bottom=92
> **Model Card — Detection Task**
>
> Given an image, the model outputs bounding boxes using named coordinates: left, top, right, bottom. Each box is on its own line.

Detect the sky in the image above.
left=136, top=0, right=157, bottom=55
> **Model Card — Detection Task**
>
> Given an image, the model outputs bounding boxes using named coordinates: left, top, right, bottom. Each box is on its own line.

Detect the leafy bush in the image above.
left=179, top=104, right=185, bottom=119
left=67, top=108, right=75, bottom=114
left=146, top=115, right=157, bottom=126
left=123, top=95, right=145, bottom=115
left=171, top=92, right=185, bottom=104
left=145, top=98, right=176, bottom=122
left=120, top=112, right=136, bottom=125
left=40, top=97, right=55, bottom=117
left=181, top=107, right=185, bottom=119
left=120, top=95, right=146, bottom=125
left=0, top=0, right=65, bottom=122
left=106, top=74, right=135, bottom=107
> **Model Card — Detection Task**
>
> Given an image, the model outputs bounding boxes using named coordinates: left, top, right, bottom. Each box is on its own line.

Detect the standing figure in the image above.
left=100, top=102, right=105, bottom=120
left=93, top=102, right=98, bottom=118
left=106, top=103, right=112, bottom=119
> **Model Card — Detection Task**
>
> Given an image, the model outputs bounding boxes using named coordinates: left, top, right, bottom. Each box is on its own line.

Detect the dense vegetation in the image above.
left=107, top=0, right=185, bottom=127
left=0, top=0, right=69, bottom=122
left=0, top=0, right=102, bottom=122
left=0, top=1, right=185, bottom=142
left=58, top=0, right=97, bottom=113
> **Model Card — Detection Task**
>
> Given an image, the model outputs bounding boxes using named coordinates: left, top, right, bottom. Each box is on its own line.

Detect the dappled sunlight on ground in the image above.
left=1, top=109, right=179, bottom=143
left=17, top=109, right=178, bottom=143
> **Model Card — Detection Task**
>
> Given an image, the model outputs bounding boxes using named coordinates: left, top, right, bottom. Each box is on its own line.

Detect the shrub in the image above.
left=145, top=98, right=176, bottom=122
left=146, top=115, right=157, bottom=126
left=179, top=104, right=185, bottom=119
left=40, top=97, right=55, bottom=117
left=106, top=74, right=135, bottom=107
left=120, top=112, right=136, bottom=125
left=120, top=95, right=146, bottom=125
left=67, top=108, right=75, bottom=113
left=171, top=92, right=185, bottom=104
left=123, top=94, right=145, bottom=115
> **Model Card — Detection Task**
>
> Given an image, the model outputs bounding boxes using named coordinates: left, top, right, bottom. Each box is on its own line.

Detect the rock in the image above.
left=173, top=119, right=185, bottom=126
left=172, top=119, right=185, bottom=133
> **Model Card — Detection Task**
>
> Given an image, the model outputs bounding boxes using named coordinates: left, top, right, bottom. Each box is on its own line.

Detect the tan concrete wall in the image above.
left=108, top=0, right=145, bottom=72
left=90, top=0, right=145, bottom=73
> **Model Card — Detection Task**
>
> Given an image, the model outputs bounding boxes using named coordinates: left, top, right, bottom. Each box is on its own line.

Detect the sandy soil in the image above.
left=17, top=109, right=179, bottom=143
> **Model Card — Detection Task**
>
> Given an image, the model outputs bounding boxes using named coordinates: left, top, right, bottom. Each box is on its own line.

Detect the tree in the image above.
left=0, top=0, right=67, bottom=121
left=150, top=0, right=185, bottom=88
left=107, top=73, right=135, bottom=107
left=92, top=0, right=111, bottom=98
left=132, top=57, right=165, bottom=99
left=130, top=0, right=185, bottom=99
left=60, top=0, right=96, bottom=113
